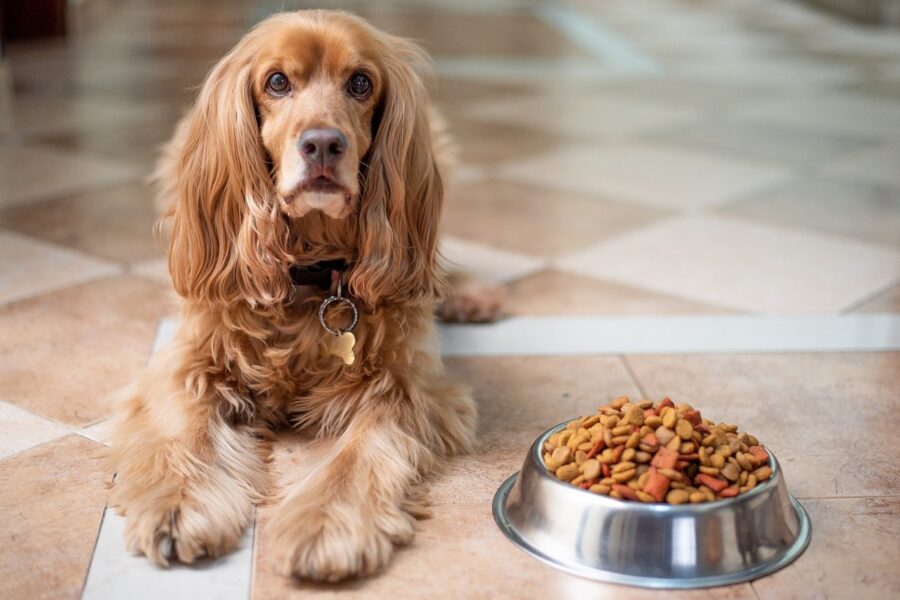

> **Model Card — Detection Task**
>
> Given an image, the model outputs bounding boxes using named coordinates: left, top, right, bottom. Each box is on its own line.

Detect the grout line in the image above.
left=0, top=431, right=84, bottom=462
left=750, top=581, right=764, bottom=600
left=619, top=355, right=649, bottom=399
left=80, top=505, right=109, bottom=600
left=795, top=494, right=900, bottom=501
left=248, top=507, right=258, bottom=600
left=839, top=274, right=900, bottom=314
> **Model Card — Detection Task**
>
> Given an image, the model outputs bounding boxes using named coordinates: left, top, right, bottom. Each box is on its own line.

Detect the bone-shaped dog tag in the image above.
left=327, top=331, right=356, bottom=365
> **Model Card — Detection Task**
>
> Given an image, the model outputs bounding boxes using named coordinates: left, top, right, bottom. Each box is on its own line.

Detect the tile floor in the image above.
left=1, top=0, right=899, bottom=599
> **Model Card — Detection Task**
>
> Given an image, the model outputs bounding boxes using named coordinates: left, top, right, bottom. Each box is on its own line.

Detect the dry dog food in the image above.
left=542, top=396, right=771, bottom=504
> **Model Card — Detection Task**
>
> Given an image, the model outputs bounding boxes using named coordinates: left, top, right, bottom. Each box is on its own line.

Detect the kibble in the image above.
left=544, top=396, right=770, bottom=504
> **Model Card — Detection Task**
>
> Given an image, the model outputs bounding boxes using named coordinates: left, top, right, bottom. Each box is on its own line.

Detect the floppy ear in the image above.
left=167, top=40, right=292, bottom=308
left=349, top=38, right=447, bottom=308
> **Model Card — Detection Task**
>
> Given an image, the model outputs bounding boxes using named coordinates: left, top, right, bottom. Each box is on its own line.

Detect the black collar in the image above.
left=289, top=259, right=348, bottom=289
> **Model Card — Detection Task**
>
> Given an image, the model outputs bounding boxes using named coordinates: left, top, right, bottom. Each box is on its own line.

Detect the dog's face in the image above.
left=253, top=24, right=381, bottom=219
left=169, top=11, right=446, bottom=307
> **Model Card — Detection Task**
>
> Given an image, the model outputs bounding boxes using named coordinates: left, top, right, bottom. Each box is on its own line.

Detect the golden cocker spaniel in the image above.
left=108, top=10, right=485, bottom=582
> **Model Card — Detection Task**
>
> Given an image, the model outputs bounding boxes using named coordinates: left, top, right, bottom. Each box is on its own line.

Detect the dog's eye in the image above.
left=347, top=72, right=372, bottom=100
left=265, top=72, right=290, bottom=96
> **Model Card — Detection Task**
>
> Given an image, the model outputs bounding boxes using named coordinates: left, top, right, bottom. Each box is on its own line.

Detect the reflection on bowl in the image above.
left=493, top=422, right=811, bottom=589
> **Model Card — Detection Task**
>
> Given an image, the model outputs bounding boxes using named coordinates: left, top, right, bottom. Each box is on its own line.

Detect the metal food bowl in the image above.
left=493, top=422, right=811, bottom=589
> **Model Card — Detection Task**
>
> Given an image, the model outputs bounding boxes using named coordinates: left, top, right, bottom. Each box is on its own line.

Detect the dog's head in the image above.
left=168, top=10, right=443, bottom=308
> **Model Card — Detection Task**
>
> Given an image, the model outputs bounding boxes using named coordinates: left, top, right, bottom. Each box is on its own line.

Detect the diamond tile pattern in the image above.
left=1, top=0, right=899, bottom=597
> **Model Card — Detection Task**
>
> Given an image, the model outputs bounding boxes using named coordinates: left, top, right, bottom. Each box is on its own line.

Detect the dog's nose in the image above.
left=298, top=128, right=347, bottom=166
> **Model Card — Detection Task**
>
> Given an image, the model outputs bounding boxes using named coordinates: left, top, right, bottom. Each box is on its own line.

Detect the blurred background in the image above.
left=0, top=1, right=898, bottom=599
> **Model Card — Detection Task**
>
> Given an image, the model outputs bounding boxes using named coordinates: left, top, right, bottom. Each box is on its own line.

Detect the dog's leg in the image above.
left=108, top=346, right=267, bottom=565
left=270, top=375, right=475, bottom=582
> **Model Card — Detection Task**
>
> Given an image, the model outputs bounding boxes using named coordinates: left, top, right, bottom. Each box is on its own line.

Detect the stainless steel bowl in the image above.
left=493, top=422, right=811, bottom=589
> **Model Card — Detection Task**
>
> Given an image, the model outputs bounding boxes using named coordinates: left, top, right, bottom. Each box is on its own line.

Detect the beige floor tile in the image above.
left=0, top=275, right=171, bottom=426
left=440, top=236, right=545, bottom=284
left=0, top=144, right=140, bottom=208
left=650, top=120, right=871, bottom=167
left=851, top=282, right=900, bottom=312
left=732, top=92, right=900, bottom=140
left=466, top=94, right=701, bottom=140
left=253, top=503, right=757, bottom=600
left=504, top=269, right=736, bottom=316
left=752, top=497, right=900, bottom=600
left=0, top=400, right=71, bottom=459
left=0, top=229, right=121, bottom=306
left=556, top=215, right=900, bottom=313
left=35, top=119, right=176, bottom=173
left=433, top=356, right=641, bottom=506
left=0, top=435, right=108, bottom=600
left=0, top=182, right=164, bottom=263
left=825, top=145, right=900, bottom=190
left=718, top=177, right=900, bottom=247
left=446, top=118, right=567, bottom=165
left=623, top=352, right=900, bottom=499
left=443, top=180, right=670, bottom=258
left=498, top=143, right=793, bottom=211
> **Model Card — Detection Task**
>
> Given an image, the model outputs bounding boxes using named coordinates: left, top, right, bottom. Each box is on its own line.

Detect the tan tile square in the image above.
left=718, top=177, right=900, bottom=248
left=851, top=282, right=900, bottom=313
left=0, top=183, right=164, bottom=263
left=0, top=400, right=71, bottom=459
left=651, top=120, right=872, bottom=167
left=825, top=145, right=900, bottom=190
left=0, top=144, right=140, bottom=208
left=556, top=215, right=900, bottom=313
left=499, top=143, right=793, bottom=211
left=8, top=94, right=176, bottom=138
left=624, top=352, right=900, bottom=498
left=466, top=94, right=701, bottom=140
left=753, top=497, right=900, bottom=599
left=504, top=269, right=737, bottom=316
left=0, top=275, right=171, bottom=426
left=0, top=230, right=121, bottom=306
left=446, top=118, right=565, bottom=166
left=0, top=435, right=108, bottom=600
left=431, top=356, right=642, bottom=506
left=35, top=119, right=176, bottom=173
left=253, top=503, right=756, bottom=599
left=443, top=180, right=670, bottom=258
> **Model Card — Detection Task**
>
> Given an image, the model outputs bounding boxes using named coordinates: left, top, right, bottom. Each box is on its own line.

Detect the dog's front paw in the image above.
left=270, top=498, right=416, bottom=582
left=119, top=494, right=249, bottom=566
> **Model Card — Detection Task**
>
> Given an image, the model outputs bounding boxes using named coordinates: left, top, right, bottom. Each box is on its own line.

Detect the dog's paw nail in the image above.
left=158, top=535, right=175, bottom=561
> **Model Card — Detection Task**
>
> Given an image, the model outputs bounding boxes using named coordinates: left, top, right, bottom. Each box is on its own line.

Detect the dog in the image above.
left=108, top=10, right=494, bottom=582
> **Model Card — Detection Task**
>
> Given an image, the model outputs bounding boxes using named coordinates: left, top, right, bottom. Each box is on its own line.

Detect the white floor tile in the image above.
left=0, top=230, right=121, bottom=306
left=0, top=400, right=70, bottom=459
left=82, top=511, right=255, bottom=600
left=78, top=419, right=114, bottom=446
left=555, top=215, right=900, bottom=314
left=130, top=258, right=170, bottom=285
left=498, top=143, right=793, bottom=210
left=439, top=314, right=900, bottom=356
left=440, top=236, right=545, bottom=284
